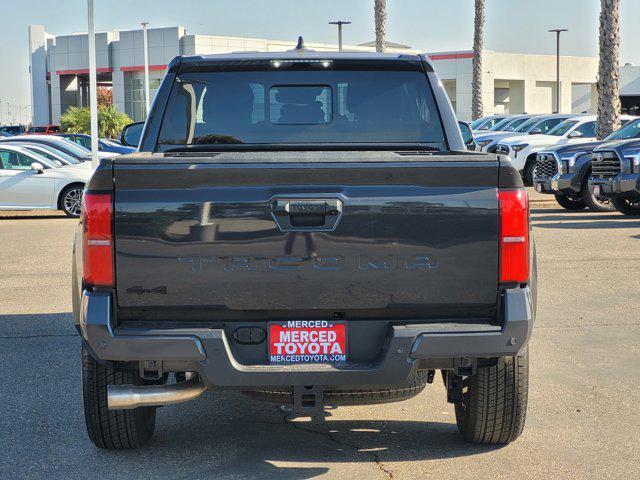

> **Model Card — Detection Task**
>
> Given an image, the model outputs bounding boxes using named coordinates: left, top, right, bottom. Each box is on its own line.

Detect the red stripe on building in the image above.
left=120, top=64, right=168, bottom=72
left=428, top=53, right=474, bottom=61
left=55, top=68, right=113, bottom=75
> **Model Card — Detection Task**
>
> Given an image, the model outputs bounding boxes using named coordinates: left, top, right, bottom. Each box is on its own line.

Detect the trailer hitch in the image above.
left=286, top=385, right=326, bottom=421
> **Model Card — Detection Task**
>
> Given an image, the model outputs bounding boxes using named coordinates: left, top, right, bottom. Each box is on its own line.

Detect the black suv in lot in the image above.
left=533, top=118, right=640, bottom=212
left=589, top=138, right=640, bottom=215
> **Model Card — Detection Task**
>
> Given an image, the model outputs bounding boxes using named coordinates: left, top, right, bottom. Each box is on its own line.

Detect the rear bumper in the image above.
left=79, top=288, right=534, bottom=388
left=589, top=173, right=640, bottom=197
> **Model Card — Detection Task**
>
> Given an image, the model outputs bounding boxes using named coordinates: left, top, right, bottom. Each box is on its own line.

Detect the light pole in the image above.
left=141, top=22, right=150, bottom=117
left=87, top=0, right=99, bottom=168
left=329, top=21, right=351, bottom=52
left=549, top=29, right=568, bottom=114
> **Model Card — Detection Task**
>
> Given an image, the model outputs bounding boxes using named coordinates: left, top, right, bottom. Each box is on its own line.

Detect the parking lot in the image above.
left=1, top=203, right=639, bottom=480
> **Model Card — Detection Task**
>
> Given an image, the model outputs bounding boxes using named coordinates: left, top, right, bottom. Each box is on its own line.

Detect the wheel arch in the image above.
left=577, top=163, right=592, bottom=188
left=524, top=152, right=540, bottom=170
left=57, top=181, right=86, bottom=210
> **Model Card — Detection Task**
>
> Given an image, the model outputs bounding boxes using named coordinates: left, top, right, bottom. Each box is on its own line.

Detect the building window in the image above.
left=442, top=80, right=457, bottom=113
left=494, top=87, right=510, bottom=114
left=124, top=71, right=163, bottom=122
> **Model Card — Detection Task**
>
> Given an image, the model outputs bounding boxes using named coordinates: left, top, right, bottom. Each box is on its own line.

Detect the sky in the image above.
left=1, top=0, right=639, bottom=121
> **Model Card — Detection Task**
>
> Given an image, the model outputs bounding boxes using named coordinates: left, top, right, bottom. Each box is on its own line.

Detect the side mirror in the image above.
left=30, top=162, right=44, bottom=173
left=478, top=125, right=489, bottom=131
left=568, top=131, right=583, bottom=139
left=120, top=122, right=145, bottom=148
left=529, top=128, right=543, bottom=135
left=458, top=121, right=474, bottom=149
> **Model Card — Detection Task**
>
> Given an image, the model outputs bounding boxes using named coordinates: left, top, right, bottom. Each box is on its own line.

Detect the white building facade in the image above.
left=28, top=25, right=415, bottom=125
left=429, top=50, right=600, bottom=121
left=28, top=25, right=639, bottom=126
left=620, top=64, right=640, bottom=115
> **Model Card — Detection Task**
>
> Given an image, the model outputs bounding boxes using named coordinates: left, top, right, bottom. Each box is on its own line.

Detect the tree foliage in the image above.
left=472, top=0, right=485, bottom=121
left=596, top=0, right=621, bottom=139
left=61, top=106, right=133, bottom=139
left=374, top=0, right=386, bottom=53
left=97, top=87, right=113, bottom=108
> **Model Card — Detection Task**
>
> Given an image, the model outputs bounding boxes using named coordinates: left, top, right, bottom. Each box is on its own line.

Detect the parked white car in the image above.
left=496, top=115, right=636, bottom=183
left=0, top=134, right=118, bottom=160
left=474, top=114, right=572, bottom=153
left=0, top=144, right=93, bottom=217
left=470, top=114, right=509, bottom=133
left=10, top=142, right=93, bottom=169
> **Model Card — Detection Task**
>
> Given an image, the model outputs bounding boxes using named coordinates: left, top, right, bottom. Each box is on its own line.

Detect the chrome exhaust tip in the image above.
left=107, top=375, right=207, bottom=410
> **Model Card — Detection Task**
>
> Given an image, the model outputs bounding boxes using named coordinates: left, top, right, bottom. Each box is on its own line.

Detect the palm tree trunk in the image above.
left=596, top=0, right=621, bottom=139
left=374, top=0, right=387, bottom=53
left=471, top=0, right=485, bottom=120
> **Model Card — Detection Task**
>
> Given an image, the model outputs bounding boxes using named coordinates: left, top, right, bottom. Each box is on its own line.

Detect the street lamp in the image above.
left=329, top=21, right=351, bottom=52
left=87, top=0, right=99, bottom=168
left=141, top=22, right=150, bottom=117
left=549, top=29, right=568, bottom=114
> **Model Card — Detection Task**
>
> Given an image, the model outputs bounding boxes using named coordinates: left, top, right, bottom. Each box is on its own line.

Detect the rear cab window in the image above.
left=156, top=59, right=447, bottom=151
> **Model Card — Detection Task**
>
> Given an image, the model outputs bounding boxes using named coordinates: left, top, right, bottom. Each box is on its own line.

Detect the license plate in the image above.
left=535, top=184, right=542, bottom=193
left=593, top=185, right=601, bottom=196
left=268, top=321, right=347, bottom=364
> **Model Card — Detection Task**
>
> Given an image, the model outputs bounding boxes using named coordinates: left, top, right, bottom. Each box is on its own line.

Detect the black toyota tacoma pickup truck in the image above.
left=589, top=137, right=640, bottom=215
left=532, top=118, right=640, bottom=212
left=73, top=50, right=536, bottom=450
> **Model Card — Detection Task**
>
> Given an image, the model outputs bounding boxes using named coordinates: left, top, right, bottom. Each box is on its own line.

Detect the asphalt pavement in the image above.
left=1, top=207, right=639, bottom=480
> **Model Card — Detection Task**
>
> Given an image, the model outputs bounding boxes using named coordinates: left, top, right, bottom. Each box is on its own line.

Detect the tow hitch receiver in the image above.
left=292, top=385, right=325, bottom=420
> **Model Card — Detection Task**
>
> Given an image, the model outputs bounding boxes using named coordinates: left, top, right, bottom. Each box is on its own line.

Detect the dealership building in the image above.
left=28, top=24, right=640, bottom=125
left=27, top=25, right=416, bottom=126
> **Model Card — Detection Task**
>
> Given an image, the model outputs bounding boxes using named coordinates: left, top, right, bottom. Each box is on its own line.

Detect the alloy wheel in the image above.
left=64, top=188, right=84, bottom=216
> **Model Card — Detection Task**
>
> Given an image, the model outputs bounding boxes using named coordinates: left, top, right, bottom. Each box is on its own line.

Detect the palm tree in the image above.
left=596, top=0, right=621, bottom=139
left=472, top=0, right=485, bottom=120
left=374, top=0, right=386, bottom=53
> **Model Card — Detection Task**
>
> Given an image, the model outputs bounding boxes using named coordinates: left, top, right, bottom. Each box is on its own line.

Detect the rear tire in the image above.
left=554, top=194, right=586, bottom=210
left=82, top=346, right=156, bottom=449
left=581, top=175, right=615, bottom=212
left=454, top=346, right=529, bottom=444
left=612, top=197, right=640, bottom=215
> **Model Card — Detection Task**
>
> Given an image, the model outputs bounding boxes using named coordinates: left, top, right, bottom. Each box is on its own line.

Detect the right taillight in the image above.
left=82, top=192, right=114, bottom=288
left=499, top=189, right=530, bottom=284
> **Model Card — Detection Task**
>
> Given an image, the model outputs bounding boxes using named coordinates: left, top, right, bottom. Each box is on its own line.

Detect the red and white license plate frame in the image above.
left=268, top=320, right=348, bottom=364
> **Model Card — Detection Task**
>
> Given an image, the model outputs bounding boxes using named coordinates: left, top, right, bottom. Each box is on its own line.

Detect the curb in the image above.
left=529, top=201, right=560, bottom=209
left=0, top=211, right=69, bottom=219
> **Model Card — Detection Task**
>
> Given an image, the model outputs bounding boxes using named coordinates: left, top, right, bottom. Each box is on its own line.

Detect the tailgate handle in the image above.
left=272, top=199, right=343, bottom=230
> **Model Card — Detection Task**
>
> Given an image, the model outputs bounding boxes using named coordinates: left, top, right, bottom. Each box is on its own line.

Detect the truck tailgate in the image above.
left=113, top=153, right=499, bottom=320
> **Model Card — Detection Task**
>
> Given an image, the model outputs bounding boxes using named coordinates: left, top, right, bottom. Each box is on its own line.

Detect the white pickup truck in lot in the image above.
left=496, top=115, right=636, bottom=184
left=475, top=114, right=570, bottom=154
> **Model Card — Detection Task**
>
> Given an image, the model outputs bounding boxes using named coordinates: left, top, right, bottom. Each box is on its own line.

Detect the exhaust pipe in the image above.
left=107, top=376, right=207, bottom=410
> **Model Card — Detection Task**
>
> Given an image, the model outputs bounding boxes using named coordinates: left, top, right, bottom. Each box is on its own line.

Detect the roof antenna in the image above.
left=295, top=36, right=305, bottom=50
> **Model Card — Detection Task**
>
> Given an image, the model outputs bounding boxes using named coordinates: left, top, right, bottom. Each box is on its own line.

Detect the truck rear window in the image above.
left=157, top=70, right=445, bottom=148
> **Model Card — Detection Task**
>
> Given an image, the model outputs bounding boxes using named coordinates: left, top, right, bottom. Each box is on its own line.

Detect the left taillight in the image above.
left=82, top=192, right=114, bottom=288
left=498, top=189, right=530, bottom=284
